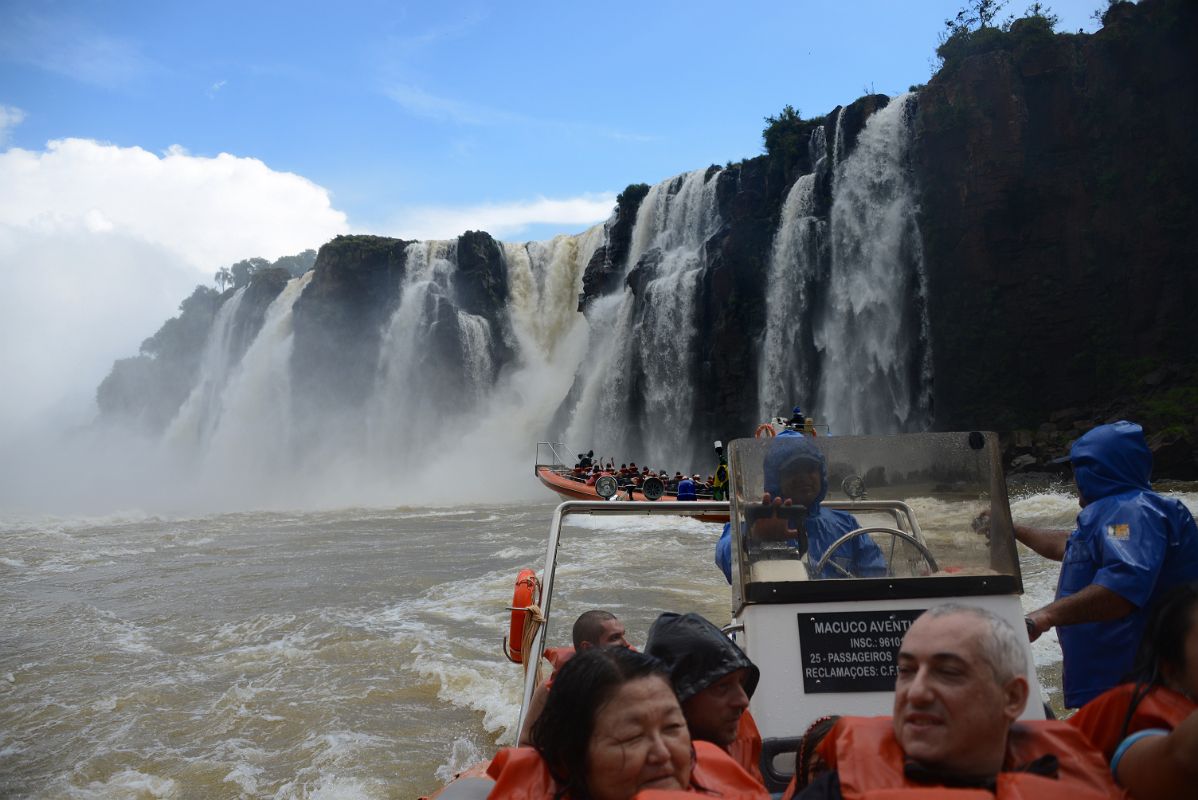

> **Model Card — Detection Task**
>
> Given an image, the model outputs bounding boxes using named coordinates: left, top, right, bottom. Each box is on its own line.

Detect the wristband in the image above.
left=1110, top=728, right=1168, bottom=779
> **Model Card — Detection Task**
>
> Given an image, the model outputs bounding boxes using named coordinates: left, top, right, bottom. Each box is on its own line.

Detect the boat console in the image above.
left=725, top=431, right=1043, bottom=789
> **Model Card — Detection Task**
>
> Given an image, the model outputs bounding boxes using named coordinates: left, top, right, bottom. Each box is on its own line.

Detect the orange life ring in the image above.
left=506, top=569, right=540, bottom=664
left=754, top=423, right=776, bottom=438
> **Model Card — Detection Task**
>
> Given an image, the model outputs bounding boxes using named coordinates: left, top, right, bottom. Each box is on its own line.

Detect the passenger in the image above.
left=715, top=433, right=887, bottom=582
left=802, top=417, right=817, bottom=436
left=487, top=647, right=767, bottom=799
left=645, top=612, right=766, bottom=786
left=1068, top=582, right=1198, bottom=799
left=1013, top=421, right=1198, bottom=707
left=517, top=610, right=629, bottom=746
left=713, top=460, right=729, bottom=501
left=676, top=474, right=697, bottom=501
left=794, top=605, right=1125, bottom=799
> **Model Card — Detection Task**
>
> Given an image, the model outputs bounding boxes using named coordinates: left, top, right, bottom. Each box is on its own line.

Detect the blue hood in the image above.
left=1070, top=421, right=1152, bottom=504
left=762, top=431, right=827, bottom=510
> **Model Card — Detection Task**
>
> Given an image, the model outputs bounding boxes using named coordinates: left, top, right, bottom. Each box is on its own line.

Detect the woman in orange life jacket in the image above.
left=1068, top=581, right=1198, bottom=799
left=486, top=646, right=767, bottom=799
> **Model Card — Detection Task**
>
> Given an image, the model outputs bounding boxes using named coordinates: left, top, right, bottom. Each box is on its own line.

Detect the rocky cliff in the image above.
left=914, top=0, right=1198, bottom=475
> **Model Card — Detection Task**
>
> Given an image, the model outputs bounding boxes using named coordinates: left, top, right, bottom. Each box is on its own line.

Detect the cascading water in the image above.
left=195, top=272, right=313, bottom=498
left=368, top=240, right=497, bottom=457
left=815, top=93, right=931, bottom=434
left=502, top=230, right=601, bottom=362
left=162, top=286, right=247, bottom=451
left=563, top=168, right=722, bottom=466
left=757, top=123, right=831, bottom=422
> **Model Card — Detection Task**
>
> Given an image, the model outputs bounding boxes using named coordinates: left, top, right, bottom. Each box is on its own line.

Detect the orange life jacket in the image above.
left=727, top=710, right=765, bottom=786
left=1067, top=683, right=1196, bottom=761
left=483, top=741, right=768, bottom=799
left=813, top=716, right=1127, bottom=800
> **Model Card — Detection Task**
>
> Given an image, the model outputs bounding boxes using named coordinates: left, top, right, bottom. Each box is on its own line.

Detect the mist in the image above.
left=0, top=138, right=348, bottom=517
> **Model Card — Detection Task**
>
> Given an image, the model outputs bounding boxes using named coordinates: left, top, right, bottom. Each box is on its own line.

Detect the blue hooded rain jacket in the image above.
left=1056, top=420, right=1198, bottom=707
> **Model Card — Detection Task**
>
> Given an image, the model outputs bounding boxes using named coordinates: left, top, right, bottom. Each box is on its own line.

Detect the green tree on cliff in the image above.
left=229, top=257, right=269, bottom=289
left=937, top=0, right=1062, bottom=66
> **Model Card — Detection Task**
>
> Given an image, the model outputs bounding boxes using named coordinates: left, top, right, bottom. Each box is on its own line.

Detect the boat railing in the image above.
left=822, top=500, right=926, bottom=546
left=534, top=441, right=570, bottom=473
left=517, top=500, right=730, bottom=735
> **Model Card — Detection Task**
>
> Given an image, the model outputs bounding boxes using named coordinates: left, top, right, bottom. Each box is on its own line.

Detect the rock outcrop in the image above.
left=290, top=235, right=411, bottom=415
left=915, top=0, right=1198, bottom=430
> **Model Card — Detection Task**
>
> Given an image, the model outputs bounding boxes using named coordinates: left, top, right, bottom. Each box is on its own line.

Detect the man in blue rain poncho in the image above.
left=715, top=431, right=888, bottom=582
left=1014, top=420, right=1198, bottom=708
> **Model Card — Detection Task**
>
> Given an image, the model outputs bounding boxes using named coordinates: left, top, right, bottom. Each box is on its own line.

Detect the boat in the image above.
left=434, top=430, right=1047, bottom=796
left=533, top=441, right=731, bottom=523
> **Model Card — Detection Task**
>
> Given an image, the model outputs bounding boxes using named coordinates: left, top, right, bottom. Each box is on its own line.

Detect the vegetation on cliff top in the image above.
left=214, top=249, right=316, bottom=291
left=760, top=104, right=827, bottom=182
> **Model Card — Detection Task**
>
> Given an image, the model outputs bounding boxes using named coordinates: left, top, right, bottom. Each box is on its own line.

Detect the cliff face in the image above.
left=290, top=235, right=411, bottom=416
left=914, top=0, right=1198, bottom=446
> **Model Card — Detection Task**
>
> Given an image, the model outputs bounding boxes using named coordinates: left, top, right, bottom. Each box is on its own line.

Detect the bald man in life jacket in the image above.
left=516, top=610, right=628, bottom=746
left=791, top=604, right=1126, bottom=800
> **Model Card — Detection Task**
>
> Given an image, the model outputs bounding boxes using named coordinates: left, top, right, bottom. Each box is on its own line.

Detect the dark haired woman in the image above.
left=485, top=646, right=765, bottom=799
left=1068, top=581, right=1198, bottom=798
left=780, top=716, right=841, bottom=800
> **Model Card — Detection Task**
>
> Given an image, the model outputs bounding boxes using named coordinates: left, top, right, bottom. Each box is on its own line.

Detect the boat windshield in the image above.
left=727, top=431, right=1022, bottom=605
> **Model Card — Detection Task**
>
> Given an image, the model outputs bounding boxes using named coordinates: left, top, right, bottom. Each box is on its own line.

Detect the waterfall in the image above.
left=367, top=240, right=499, bottom=456
left=757, top=124, right=830, bottom=421
left=563, top=168, right=722, bottom=466
left=162, top=287, right=247, bottom=450
left=833, top=107, right=847, bottom=172
left=503, top=229, right=601, bottom=361
left=815, top=94, right=931, bottom=434
left=93, top=96, right=940, bottom=511
left=196, top=272, right=313, bottom=495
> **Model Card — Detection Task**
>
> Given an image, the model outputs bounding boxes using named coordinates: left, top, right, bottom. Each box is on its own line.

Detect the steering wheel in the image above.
left=812, top=526, right=939, bottom=578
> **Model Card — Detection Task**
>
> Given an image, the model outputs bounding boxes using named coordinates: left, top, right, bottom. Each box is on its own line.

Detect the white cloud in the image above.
left=0, top=138, right=350, bottom=442
left=385, top=193, right=616, bottom=241
left=0, top=138, right=349, bottom=271
left=207, top=79, right=227, bottom=98
left=0, top=104, right=25, bottom=145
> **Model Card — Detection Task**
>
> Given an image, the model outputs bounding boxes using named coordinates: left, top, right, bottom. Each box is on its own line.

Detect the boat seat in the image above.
left=751, top=559, right=810, bottom=583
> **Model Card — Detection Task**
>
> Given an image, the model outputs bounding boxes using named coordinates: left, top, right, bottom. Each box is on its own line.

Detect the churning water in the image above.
left=4, top=488, right=1195, bottom=798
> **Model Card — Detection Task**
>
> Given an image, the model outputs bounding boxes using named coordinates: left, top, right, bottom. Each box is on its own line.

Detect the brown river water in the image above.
left=3, top=487, right=1195, bottom=798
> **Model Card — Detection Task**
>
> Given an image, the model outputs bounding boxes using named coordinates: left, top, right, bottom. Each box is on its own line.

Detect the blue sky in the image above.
left=1, top=0, right=1104, bottom=242
left=0, top=0, right=1105, bottom=435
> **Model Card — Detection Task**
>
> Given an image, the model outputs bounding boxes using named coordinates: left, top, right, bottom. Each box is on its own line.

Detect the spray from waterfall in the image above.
left=194, top=272, right=314, bottom=501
